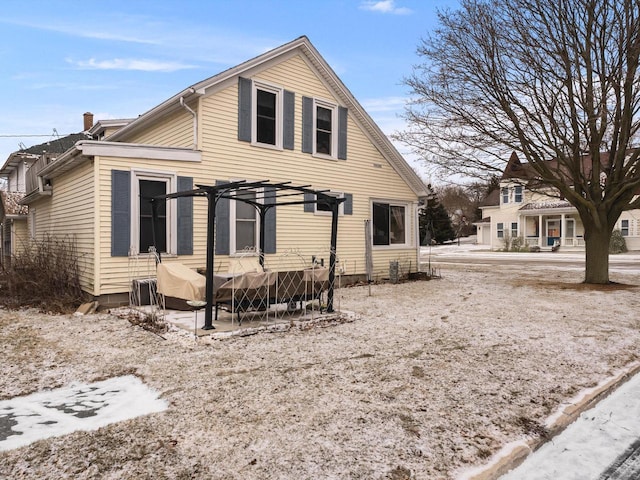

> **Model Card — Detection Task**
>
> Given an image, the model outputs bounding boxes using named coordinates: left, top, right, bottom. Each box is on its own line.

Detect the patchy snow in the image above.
left=0, top=376, right=167, bottom=452
left=1, top=263, right=640, bottom=479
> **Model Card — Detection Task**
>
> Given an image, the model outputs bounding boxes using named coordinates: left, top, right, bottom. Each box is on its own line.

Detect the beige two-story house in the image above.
left=15, top=36, right=430, bottom=303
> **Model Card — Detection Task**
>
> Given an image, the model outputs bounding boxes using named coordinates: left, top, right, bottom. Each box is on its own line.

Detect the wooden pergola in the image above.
left=149, top=180, right=345, bottom=329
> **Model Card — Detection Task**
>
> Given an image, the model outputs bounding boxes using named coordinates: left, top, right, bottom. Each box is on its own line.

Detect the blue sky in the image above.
left=0, top=0, right=459, bottom=176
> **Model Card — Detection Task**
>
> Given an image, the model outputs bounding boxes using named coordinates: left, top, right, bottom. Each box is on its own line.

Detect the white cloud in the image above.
left=361, top=96, right=408, bottom=113
left=0, top=18, right=160, bottom=45
left=359, top=1, right=413, bottom=15
left=68, top=58, right=196, bottom=72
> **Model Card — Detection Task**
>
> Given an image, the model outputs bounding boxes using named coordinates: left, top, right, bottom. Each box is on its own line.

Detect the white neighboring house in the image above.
left=476, top=152, right=640, bottom=251
left=0, top=124, right=91, bottom=266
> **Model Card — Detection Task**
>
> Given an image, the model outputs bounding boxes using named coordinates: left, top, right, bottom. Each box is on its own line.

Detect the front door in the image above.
left=547, top=219, right=560, bottom=246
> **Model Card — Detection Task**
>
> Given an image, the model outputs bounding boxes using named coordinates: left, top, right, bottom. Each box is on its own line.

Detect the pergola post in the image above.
left=327, top=198, right=339, bottom=313
left=203, top=190, right=217, bottom=330
left=258, top=205, right=267, bottom=270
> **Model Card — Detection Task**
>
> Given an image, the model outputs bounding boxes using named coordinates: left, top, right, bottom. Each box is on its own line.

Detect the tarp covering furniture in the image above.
left=156, top=263, right=206, bottom=302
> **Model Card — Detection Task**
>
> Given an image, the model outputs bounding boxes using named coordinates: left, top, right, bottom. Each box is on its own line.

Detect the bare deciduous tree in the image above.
left=397, top=0, right=640, bottom=283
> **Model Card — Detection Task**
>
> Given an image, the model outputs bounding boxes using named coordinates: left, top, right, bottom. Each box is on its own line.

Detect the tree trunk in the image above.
left=583, top=225, right=612, bottom=284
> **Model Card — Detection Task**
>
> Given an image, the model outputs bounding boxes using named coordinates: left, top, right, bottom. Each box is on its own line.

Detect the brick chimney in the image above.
left=83, top=112, right=94, bottom=131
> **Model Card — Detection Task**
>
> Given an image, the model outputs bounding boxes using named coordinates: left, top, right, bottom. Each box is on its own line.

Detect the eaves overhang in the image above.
left=39, top=141, right=202, bottom=180
left=0, top=152, right=39, bottom=175
left=518, top=201, right=577, bottom=216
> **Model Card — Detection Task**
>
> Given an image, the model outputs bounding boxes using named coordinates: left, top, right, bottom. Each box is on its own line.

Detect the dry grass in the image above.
left=0, top=235, right=86, bottom=313
left=1, top=263, right=640, bottom=479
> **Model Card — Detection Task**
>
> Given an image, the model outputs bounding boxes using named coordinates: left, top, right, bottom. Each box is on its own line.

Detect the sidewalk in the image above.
left=421, top=240, right=640, bottom=270
left=498, top=366, right=640, bottom=479
left=458, top=365, right=640, bottom=480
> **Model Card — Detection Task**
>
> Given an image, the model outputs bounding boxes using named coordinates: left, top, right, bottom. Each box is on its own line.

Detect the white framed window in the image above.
left=501, top=187, right=509, bottom=204
left=514, top=185, right=523, bottom=203
left=621, top=219, right=629, bottom=236
left=511, top=222, right=518, bottom=237
left=372, top=201, right=408, bottom=247
left=230, top=187, right=263, bottom=254
left=252, top=81, right=283, bottom=149
left=313, top=98, right=338, bottom=158
left=131, top=169, right=177, bottom=255
left=315, top=191, right=344, bottom=216
left=497, top=222, right=504, bottom=238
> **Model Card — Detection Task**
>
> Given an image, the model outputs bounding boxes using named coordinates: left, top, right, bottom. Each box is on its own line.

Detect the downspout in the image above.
left=179, top=89, right=197, bottom=149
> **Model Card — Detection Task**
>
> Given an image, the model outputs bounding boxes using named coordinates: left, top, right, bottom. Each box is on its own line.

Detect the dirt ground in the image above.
left=1, top=263, right=640, bottom=479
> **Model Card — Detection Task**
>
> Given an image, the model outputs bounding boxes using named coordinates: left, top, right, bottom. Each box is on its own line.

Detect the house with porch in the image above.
left=476, top=152, right=640, bottom=251
left=12, top=36, right=430, bottom=306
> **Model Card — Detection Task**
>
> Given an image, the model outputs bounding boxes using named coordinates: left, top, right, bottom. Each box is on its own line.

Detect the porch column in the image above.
left=538, top=215, right=543, bottom=247
left=561, top=213, right=566, bottom=246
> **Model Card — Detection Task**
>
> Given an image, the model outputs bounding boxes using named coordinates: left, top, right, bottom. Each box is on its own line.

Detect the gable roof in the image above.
left=106, top=35, right=429, bottom=198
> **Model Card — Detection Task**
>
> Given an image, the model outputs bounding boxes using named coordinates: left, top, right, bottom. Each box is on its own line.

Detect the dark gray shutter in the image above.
left=264, top=187, right=277, bottom=254
left=302, top=96, right=313, bottom=153
left=304, top=192, right=315, bottom=213
left=111, top=170, right=131, bottom=257
left=283, top=90, right=295, bottom=150
left=215, top=180, right=230, bottom=255
left=344, top=193, right=353, bottom=215
left=238, top=77, right=252, bottom=142
left=338, top=106, right=348, bottom=160
left=177, top=176, right=193, bottom=255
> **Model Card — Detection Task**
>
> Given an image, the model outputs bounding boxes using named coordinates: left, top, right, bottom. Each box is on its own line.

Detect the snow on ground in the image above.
left=1, top=261, right=640, bottom=479
left=0, top=376, right=167, bottom=452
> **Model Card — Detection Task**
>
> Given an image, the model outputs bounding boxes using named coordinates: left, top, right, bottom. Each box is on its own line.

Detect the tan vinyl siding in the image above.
left=11, top=219, right=29, bottom=255
left=29, top=161, right=96, bottom=293
left=92, top=53, right=421, bottom=295
left=95, top=156, right=210, bottom=295
left=198, top=53, right=419, bottom=277
left=127, top=107, right=194, bottom=148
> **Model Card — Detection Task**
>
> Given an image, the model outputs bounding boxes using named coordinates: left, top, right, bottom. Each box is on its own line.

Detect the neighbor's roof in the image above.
left=0, top=190, right=28, bottom=216
left=1, top=132, right=90, bottom=174
left=479, top=189, right=500, bottom=207
left=519, top=200, right=573, bottom=211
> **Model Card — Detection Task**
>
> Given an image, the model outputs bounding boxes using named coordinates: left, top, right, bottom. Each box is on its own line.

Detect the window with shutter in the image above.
left=238, top=78, right=294, bottom=150
left=302, top=97, right=347, bottom=160
left=112, top=169, right=192, bottom=257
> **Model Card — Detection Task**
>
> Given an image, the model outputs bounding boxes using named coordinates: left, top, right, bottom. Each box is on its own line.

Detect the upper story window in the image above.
left=238, top=77, right=294, bottom=150
left=501, top=187, right=509, bottom=204
left=514, top=185, right=523, bottom=203
left=302, top=96, right=347, bottom=160
left=314, top=100, right=337, bottom=157
left=253, top=83, right=282, bottom=147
